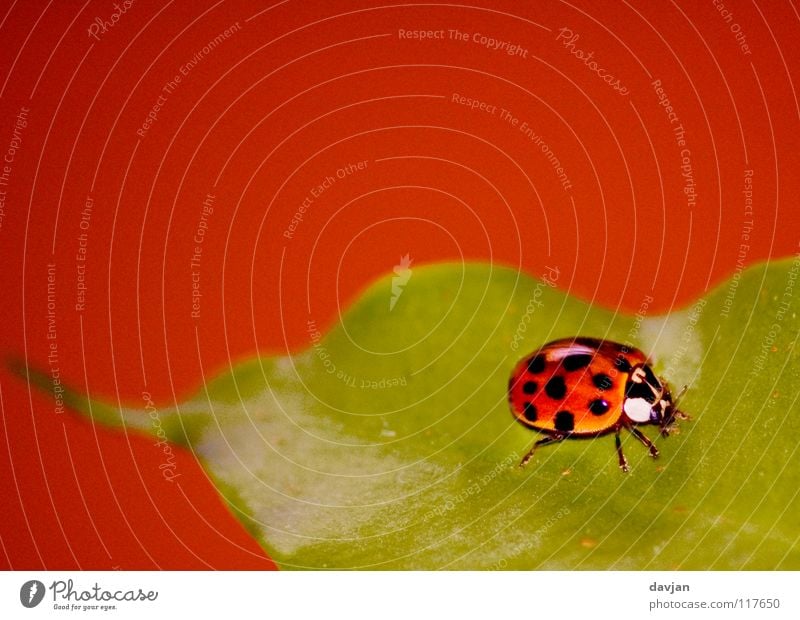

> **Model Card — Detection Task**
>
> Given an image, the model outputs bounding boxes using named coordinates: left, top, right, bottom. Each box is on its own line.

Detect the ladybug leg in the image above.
left=519, top=434, right=565, bottom=467
left=615, top=428, right=629, bottom=472
left=628, top=425, right=659, bottom=458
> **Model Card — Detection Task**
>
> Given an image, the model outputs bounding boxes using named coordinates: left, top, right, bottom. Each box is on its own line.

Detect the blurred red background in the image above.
left=0, top=0, right=797, bottom=569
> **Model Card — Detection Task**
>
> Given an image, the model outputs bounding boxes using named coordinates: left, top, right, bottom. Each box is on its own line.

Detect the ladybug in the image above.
left=508, top=337, right=688, bottom=472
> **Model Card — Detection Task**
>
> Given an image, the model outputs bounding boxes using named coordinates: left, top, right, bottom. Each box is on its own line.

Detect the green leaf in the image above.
left=20, top=258, right=800, bottom=569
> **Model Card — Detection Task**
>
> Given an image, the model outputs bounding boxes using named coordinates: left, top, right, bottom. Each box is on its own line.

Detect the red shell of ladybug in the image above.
left=508, top=337, right=686, bottom=471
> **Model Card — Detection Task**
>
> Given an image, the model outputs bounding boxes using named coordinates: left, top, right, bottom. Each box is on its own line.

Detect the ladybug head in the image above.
left=650, top=390, right=677, bottom=428
left=623, top=364, right=683, bottom=430
left=654, top=384, right=689, bottom=434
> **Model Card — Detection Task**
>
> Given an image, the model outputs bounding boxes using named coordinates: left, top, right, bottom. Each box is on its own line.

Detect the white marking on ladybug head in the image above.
left=624, top=397, right=652, bottom=423
left=630, top=367, right=646, bottom=384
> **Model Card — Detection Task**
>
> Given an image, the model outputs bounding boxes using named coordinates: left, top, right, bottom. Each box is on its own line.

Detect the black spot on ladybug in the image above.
left=589, top=399, right=610, bottom=415
left=554, top=410, right=575, bottom=432
left=523, top=381, right=538, bottom=395
left=626, top=381, right=657, bottom=403
left=562, top=354, right=593, bottom=371
left=593, top=373, right=613, bottom=391
left=523, top=402, right=537, bottom=422
left=527, top=355, right=546, bottom=374
left=614, top=355, right=632, bottom=372
left=545, top=376, right=567, bottom=400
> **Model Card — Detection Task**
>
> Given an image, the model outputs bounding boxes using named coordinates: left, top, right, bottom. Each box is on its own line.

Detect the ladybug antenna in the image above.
left=673, top=384, right=688, bottom=405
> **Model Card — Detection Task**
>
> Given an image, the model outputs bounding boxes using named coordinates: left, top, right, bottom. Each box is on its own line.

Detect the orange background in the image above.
left=0, top=0, right=797, bottom=569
